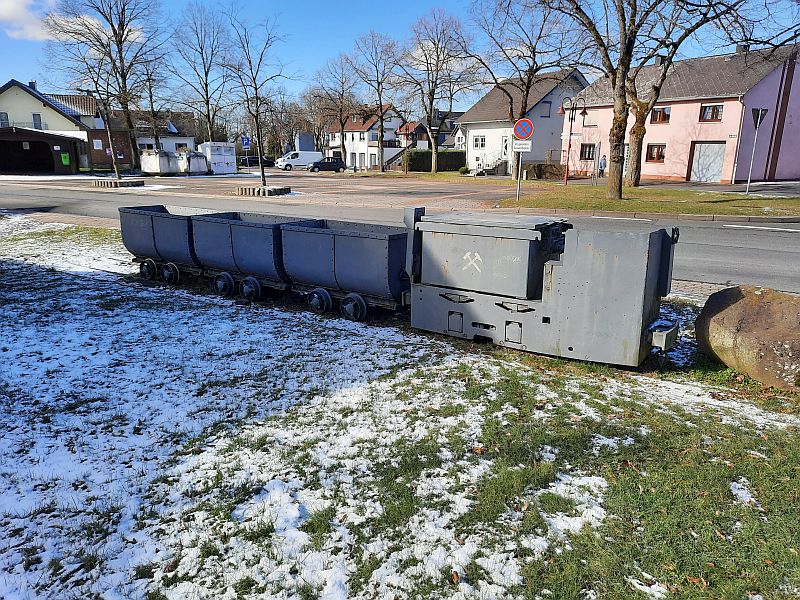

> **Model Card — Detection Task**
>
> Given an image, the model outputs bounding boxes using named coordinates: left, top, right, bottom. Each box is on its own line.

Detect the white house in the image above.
left=457, top=69, right=589, bottom=175
left=325, top=104, right=404, bottom=169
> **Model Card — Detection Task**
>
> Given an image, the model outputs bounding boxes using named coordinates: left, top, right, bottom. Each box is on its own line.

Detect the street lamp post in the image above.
left=559, top=96, right=587, bottom=186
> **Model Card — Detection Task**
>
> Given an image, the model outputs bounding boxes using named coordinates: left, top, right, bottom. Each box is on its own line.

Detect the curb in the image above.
left=506, top=207, right=800, bottom=223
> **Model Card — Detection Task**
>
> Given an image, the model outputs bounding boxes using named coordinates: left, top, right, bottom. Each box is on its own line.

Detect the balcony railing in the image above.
left=368, top=139, right=401, bottom=148
left=6, top=121, right=49, bottom=130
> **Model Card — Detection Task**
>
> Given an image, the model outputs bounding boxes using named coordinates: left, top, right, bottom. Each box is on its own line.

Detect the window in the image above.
left=540, top=101, right=552, bottom=118
left=473, top=135, right=486, bottom=149
left=700, top=104, right=723, bottom=122
left=579, top=144, right=596, bottom=161
left=290, top=152, right=299, bottom=159
left=32, top=113, right=42, bottom=129
left=175, top=143, right=188, bottom=151
left=651, top=107, right=670, bottom=124
left=646, top=144, right=666, bottom=163
left=359, top=132, right=365, bottom=141
left=351, top=133, right=355, bottom=141
left=0, top=112, right=8, bottom=127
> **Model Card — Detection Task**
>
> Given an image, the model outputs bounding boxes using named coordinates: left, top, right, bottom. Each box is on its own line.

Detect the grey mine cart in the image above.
left=404, top=207, right=679, bottom=367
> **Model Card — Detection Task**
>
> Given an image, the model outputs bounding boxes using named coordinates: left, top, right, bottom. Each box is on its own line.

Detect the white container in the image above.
left=177, top=151, right=208, bottom=175
left=140, top=150, right=179, bottom=175
left=199, top=142, right=237, bottom=175
left=275, top=150, right=323, bottom=171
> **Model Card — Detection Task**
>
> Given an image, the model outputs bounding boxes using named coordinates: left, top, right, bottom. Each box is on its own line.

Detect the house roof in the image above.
left=458, top=70, right=579, bottom=124
left=107, top=109, right=197, bottom=137
left=0, top=79, right=89, bottom=129
left=580, top=45, right=798, bottom=106
left=45, top=94, right=99, bottom=117
left=398, top=121, right=418, bottom=134
left=328, top=104, right=397, bottom=132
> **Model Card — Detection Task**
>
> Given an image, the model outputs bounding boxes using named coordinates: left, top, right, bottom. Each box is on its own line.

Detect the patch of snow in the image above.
left=538, top=474, right=608, bottom=538
left=626, top=571, right=668, bottom=599
left=730, top=477, right=763, bottom=510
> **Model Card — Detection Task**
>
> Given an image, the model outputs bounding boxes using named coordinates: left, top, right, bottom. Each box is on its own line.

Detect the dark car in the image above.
left=307, top=157, right=346, bottom=173
left=239, top=156, right=275, bottom=167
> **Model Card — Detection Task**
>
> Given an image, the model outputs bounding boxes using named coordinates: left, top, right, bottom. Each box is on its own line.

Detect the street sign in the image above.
left=512, top=139, right=532, bottom=152
left=751, top=108, right=768, bottom=129
left=241, top=136, right=251, bottom=150
left=514, top=118, right=534, bottom=140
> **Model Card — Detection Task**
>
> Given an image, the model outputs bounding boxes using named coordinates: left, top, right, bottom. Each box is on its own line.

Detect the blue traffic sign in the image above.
left=241, top=136, right=251, bottom=149
left=514, top=118, right=534, bottom=140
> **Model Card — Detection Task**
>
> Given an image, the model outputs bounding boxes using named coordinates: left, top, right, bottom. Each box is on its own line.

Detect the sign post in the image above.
left=513, top=118, right=534, bottom=213
left=241, top=135, right=251, bottom=164
left=746, top=108, right=768, bottom=195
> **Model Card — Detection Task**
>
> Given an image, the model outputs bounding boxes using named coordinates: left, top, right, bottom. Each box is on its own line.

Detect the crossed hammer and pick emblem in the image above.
left=462, top=251, right=483, bottom=273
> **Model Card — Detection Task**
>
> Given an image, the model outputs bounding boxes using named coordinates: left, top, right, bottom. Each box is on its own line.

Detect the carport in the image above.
left=0, top=127, right=83, bottom=174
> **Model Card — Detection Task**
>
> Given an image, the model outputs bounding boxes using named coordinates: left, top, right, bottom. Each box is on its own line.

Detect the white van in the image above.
left=276, top=150, right=323, bottom=171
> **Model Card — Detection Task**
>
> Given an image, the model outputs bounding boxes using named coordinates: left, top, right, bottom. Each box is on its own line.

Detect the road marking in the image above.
left=722, top=224, right=800, bottom=233
left=591, top=216, right=653, bottom=222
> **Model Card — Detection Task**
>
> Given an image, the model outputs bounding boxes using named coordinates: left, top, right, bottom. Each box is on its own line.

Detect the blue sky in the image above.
left=0, top=0, right=473, bottom=95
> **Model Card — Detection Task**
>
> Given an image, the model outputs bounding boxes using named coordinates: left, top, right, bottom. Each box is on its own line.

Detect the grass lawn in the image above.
left=1, top=214, right=798, bottom=599
left=337, top=171, right=800, bottom=216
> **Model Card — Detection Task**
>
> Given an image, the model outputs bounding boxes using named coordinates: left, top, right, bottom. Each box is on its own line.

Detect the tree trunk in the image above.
left=254, top=111, right=266, bottom=186
left=426, top=124, right=438, bottom=173
left=625, top=110, right=647, bottom=187
left=511, top=150, right=520, bottom=179
left=101, top=105, right=121, bottom=180
left=607, top=84, right=629, bottom=199
left=118, top=101, right=141, bottom=171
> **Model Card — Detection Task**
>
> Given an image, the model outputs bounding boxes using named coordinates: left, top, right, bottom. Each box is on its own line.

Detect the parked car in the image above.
left=275, top=151, right=323, bottom=171
left=307, top=157, right=347, bottom=173
left=239, top=156, right=274, bottom=167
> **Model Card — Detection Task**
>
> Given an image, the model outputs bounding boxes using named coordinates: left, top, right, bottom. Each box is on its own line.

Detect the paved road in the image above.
left=0, top=179, right=798, bottom=293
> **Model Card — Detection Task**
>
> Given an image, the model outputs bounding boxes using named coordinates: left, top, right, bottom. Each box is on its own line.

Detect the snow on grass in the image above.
left=1, top=212, right=798, bottom=599
left=730, top=477, right=763, bottom=511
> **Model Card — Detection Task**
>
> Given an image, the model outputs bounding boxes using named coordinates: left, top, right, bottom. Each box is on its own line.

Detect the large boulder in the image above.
left=695, top=286, right=799, bottom=391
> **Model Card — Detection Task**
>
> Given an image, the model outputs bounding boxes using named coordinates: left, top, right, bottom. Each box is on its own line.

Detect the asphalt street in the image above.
left=0, top=178, right=797, bottom=293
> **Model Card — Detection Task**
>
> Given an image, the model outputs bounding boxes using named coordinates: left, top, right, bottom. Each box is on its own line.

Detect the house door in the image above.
left=690, top=142, right=726, bottom=182
left=359, top=153, right=365, bottom=168
left=350, top=152, right=356, bottom=167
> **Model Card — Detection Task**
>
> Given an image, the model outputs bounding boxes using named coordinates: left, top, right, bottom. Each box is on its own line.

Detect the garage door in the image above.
left=690, top=142, right=726, bottom=182
left=0, top=140, right=55, bottom=174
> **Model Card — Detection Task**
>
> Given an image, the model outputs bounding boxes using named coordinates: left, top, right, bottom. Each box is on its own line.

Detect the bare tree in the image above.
left=300, top=87, right=330, bottom=152
left=45, top=0, right=159, bottom=171
left=395, top=10, right=477, bottom=173
left=224, top=11, right=284, bottom=186
left=623, top=2, right=745, bottom=186
left=461, top=0, right=585, bottom=178
left=541, top=0, right=760, bottom=198
left=349, top=32, right=398, bottom=171
left=170, top=5, right=231, bottom=143
left=141, top=53, right=168, bottom=150
left=315, top=55, right=359, bottom=163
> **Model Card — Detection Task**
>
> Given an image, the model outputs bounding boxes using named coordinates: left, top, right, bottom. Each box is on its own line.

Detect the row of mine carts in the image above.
left=119, top=205, right=680, bottom=366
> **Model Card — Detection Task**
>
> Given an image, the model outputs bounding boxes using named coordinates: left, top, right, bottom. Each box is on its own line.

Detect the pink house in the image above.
left=561, top=45, right=799, bottom=183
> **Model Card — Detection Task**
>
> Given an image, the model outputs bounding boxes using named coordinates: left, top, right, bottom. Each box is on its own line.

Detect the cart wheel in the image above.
left=214, top=272, right=236, bottom=298
left=340, top=293, right=367, bottom=322
left=139, top=259, right=158, bottom=281
left=308, top=288, right=332, bottom=313
left=161, top=262, right=181, bottom=285
left=240, top=276, right=261, bottom=302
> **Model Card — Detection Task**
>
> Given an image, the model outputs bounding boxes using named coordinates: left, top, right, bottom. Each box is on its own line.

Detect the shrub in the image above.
left=458, top=166, right=470, bottom=175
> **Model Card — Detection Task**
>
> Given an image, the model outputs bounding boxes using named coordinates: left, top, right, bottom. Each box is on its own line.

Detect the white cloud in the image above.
left=0, top=0, right=54, bottom=41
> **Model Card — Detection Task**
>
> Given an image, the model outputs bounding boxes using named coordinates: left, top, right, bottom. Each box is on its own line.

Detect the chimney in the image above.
left=736, top=44, right=750, bottom=54
left=28, top=80, right=37, bottom=90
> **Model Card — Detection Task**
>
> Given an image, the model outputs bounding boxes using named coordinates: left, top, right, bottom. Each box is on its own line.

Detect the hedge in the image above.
left=404, top=149, right=466, bottom=172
